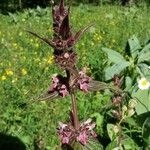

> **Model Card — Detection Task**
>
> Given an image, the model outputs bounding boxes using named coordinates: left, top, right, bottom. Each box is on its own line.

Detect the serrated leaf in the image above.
left=126, top=36, right=141, bottom=59
left=132, top=89, right=150, bottom=115
left=105, top=61, right=130, bottom=81
left=102, top=48, right=126, bottom=63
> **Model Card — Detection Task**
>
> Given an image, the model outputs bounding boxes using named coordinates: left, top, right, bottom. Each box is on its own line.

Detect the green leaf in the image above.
left=105, top=61, right=130, bottom=80
left=142, top=118, right=150, bottom=147
left=107, top=124, right=115, bottom=141
left=126, top=36, right=141, bottom=59
left=137, top=64, right=150, bottom=80
left=125, top=76, right=133, bottom=91
left=102, top=48, right=126, bottom=63
left=85, top=138, right=103, bottom=150
left=138, top=43, right=150, bottom=63
left=71, top=142, right=84, bottom=150
left=106, top=134, right=139, bottom=150
left=71, top=139, right=103, bottom=150
left=125, top=117, right=137, bottom=126
left=90, top=113, right=104, bottom=127
left=132, top=89, right=150, bottom=115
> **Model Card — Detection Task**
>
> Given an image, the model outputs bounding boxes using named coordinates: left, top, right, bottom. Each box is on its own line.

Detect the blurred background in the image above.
left=0, top=0, right=150, bottom=13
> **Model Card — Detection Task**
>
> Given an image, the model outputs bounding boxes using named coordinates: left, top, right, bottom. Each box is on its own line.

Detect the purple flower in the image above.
left=59, top=84, right=69, bottom=97
left=57, top=119, right=97, bottom=146
left=48, top=74, right=69, bottom=97
left=77, top=130, right=87, bottom=145
left=78, top=70, right=92, bottom=92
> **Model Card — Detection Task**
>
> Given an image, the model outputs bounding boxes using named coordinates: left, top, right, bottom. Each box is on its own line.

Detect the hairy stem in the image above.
left=70, top=90, right=80, bottom=130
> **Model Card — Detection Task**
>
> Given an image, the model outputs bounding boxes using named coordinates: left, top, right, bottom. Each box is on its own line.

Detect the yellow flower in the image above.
left=12, top=78, right=18, bottom=83
left=22, top=18, right=26, bottom=22
left=35, top=43, right=39, bottom=48
left=19, top=32, right=22, bottom=36
left=91, top=42, right=94, bottom=46
left=6, top=69, right=13, bottom=76
left=112, top=39, right=116, bottom=43
left=22, top=69, right=27, bottom=75
left=13, top=43, right=17, bottom=48
left=1, top=75, right=6, bottom=80
left=47, top=56, right=54, bottom=64
left=30, top=39, right=33, bottom=42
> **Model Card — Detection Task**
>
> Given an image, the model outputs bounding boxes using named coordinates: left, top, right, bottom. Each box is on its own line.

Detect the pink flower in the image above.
left=78, top=71, right=91, bottom=92
left=77, top=130, right=87, bottom=145
left=59, top=84, right=68, bottom=97
left=48, top=75, right=69, bottom=97
left=79, top=82, right=88, bottom=92
left=57, top=119, right=97, bottom=146
left=52, top=75, right=59, bottom=88
left=64, top=53, right=70, bottom=58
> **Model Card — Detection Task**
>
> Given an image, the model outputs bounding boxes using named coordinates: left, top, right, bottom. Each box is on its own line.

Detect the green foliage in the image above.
left=132, top=89, right=150, bottom=115
left=106, top=135, right=139, bottom=150
left=0, top=4, right=150, bottom=149
left=142, top=118, right=150, bottom=148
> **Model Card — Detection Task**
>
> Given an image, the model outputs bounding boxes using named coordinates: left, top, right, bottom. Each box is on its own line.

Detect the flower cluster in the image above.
left=78, top=71, right=92, bottom=92
left=48, top=74, right=69, bottom=97
left=57, top=119, right=96, bottom=145
left=48, top=70, right=92, bottom=98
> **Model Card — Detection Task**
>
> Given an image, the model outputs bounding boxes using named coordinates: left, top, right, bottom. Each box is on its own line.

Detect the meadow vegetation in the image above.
left=0, top=4, right=150, bottom=149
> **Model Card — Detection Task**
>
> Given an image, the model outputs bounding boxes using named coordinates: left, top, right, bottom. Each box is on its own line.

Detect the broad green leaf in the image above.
left=105, top=61, right=130, bottom=80
left=142, top=118, right=150, bottom=147
left=137, top=64, right=150, bottom=80
left=132, top=89, right=150, bottom=115
left=102, top=48, right=126, bottom=63
left=106, top=134, right=139, bottom=150
left=107, top=124, right=115, bottom=141
left=126, top=36, right=141, bottom=59
left=85, top=138, right=103, bottom=150
left=71, top=142, right=84, bottom=150
left=138, top=43, right=150, bottom=63
left=125, top=76, right=133, bottom=91
left=125, top=117, right=137, bottom=126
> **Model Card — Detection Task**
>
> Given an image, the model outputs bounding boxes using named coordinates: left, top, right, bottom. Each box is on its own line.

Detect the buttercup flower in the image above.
left=138, top=77, right=150, bottom=90
left=22, top=68, right=27, bottom=75
left=6, top=69, right=13, bottom=76
left=1, top=75, right=6, bottom=80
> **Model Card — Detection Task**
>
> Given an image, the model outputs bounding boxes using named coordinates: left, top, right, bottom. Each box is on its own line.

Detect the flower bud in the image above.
left=113, top=125, right=119, bottom=134
left=127, top=109, right=135, bottom=117
left=122, top=105, right=127, bottom=112
left=128, top=99, right=137, bottom=109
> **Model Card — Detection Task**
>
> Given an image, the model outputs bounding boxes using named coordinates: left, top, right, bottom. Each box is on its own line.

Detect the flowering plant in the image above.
left=27, top=0, right=121, bottom=149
